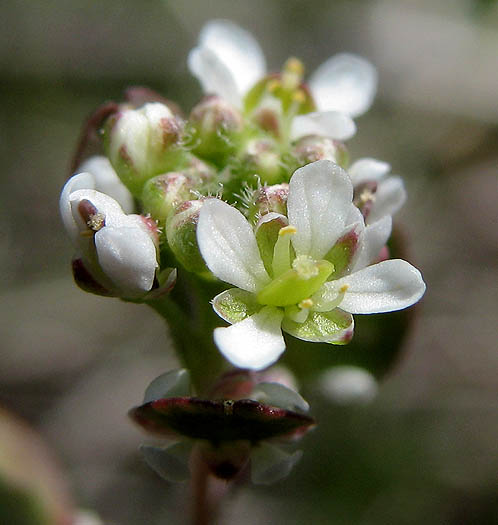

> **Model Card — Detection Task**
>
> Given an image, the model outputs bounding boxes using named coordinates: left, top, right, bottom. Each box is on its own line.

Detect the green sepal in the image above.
left=282, top=309, right=353, bottom=344
left=257, top=260, right=333, bottom=307
left=212, top=288, right=261, bottom=324
left=323, top=224, right=362, bottom=279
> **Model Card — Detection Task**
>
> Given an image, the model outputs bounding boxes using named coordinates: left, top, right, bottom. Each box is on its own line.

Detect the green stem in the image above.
left=147, top=273, right=226, bottom=395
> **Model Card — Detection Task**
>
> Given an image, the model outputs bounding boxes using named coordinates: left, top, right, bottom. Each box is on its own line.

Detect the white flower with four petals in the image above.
left=197, top=160, right=425, bottom=370
left=188, top=19, right=378, bottom=143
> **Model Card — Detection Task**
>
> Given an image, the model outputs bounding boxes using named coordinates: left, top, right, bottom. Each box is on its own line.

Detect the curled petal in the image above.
left=329, top=259, right=426, bottom=314
left=288, top=160, right=353, bottom=260
left=214, top=307, right=285, bottom=370
left=77, top=156, right=134, bottom=213
left=368, top=176, right=407, bottom=224
left=349, top=157, right=391, bottom=186
left=352, top=215, right=392, bottom=271
left=60, top=173, right=96, bottom=241
left=197, top=199, right=270, bottom=292
left=94, top=226, right=158, bottom=296
left=309, top=53, right=378, bottom=117
left=291, top=111, right=356, bottom=141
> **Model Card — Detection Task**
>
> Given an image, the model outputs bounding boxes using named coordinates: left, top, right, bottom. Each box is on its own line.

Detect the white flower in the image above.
left=197, top=160, right=425, bottom=370
left=349, top=157, right=407, bottom=224
left=60, top=173, right=158, bottom=297
left=188, top=20, right=378, bottom=142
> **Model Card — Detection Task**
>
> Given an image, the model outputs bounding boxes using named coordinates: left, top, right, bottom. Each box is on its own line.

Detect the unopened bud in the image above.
left=292, top=135, right=349, bottom=168
left=248, top=183, right=289, bottom=221
left=142, top=172, right=194, bottom=223
left=353, top=180, right=378, bottom=220
left=189, top=95, right=243, bottom=163
left=166, top=199, right=207, bottom=273
left=104, top=102, right=185, bottom=196
left=238, top=138, right=285, bottom=185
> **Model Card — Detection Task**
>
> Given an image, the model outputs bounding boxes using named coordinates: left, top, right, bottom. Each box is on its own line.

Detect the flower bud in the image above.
left=60, top=174, right=159, bottom=298
left=292, top=135, right=349, bottom=168
left=166, top=199, right=207, bottom=273
left=188, top=95, right=243, bottom=163
left=237, top=137, right=285, bottom=185
left=141, top=172, right=194, bottom=223
left=247, top=183, right=289, bottom=222
left=103, top=102, right=185, bottom=196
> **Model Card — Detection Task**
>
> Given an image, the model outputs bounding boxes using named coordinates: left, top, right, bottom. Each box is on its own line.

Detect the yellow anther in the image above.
left=267, top=79, right=281, bottom=93
left=359, top=188, right=375, bottom=204
left=298, top=298, right=314, bottom=309
left=292, top=90, right=306, bottom=104
left=339, top=284, right=349, bottom=293
left=285, top=57, right=305, bottom=76
left=279, top=225, right=297, bottom=236
left=86, top=212, right=105, bottom=232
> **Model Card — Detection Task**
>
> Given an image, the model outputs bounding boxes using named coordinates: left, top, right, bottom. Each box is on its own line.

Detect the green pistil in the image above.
left=257, top=257, right=334, bottom=307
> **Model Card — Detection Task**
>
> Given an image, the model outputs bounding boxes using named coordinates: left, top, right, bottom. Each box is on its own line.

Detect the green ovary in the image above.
left=257, top=258, right=333, bottom=307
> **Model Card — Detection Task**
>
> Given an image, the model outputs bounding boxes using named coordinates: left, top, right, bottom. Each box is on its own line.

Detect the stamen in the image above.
left=292, top=90, right=306, bottom=104
left=298, top=298, right=313, bottom=309
left=285, top=304, right=310, bottom=324
left=86, top=212, right=106, bottom=232
left=359, top=188, right=376, bottom=204
left=267, top=79, right=281, bottom=93
left=272, top=225, right=296, bottom=277
left=313, top=284, right=349, bottom=312
left=284, top=57, right=305, bottom=76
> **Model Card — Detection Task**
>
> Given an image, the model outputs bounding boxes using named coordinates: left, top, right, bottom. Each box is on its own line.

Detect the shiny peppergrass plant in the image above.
left=60, top=19, right=425, bottom=490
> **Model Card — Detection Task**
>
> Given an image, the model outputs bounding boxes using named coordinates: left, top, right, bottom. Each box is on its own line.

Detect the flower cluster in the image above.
left=60, top=19, right=425, bottom=371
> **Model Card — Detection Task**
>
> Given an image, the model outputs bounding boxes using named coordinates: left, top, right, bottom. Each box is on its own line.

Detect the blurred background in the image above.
left=1, top=0, right=497, bottom=523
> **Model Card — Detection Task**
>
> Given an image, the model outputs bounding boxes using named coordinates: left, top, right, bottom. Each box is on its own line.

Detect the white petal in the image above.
left=352, top=215, right=392, bottom=271
left=197, top=199, right=270, bottom=292
left=346, top=204, right=365, bottom=227
left=213, top=307, right=285, bottom=370
left=367, top=176, right=407, bottom=224
left=78, top=156, right=134, bottom=213
left=94, top=226, right=157, bottom=296
left=349, top=157, right=391, bottom=186
left=60, top=173, right=96, bottom=241
left=291, top=111, right=356, bottom=141
left=187, top=47, right=241, bottom=107
left=332, top=259, right=426, bottom=314
left=318, top=366, right=378, bottom=405
left=68, top=189, right=129, bottom=232
left=309, top=53, right=378, bottom=117
left=287, top=160, right=353, bottom=260
left=197, top=19, right=266, bottom=98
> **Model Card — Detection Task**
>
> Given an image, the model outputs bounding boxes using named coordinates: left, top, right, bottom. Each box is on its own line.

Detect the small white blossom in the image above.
left=60, top=173, right=158, bottom=297
left=188, top=20, right=377, bottom=142
left=197, top=160, right=425, bottom=370
left=349, top=157, right=407, bottom=224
